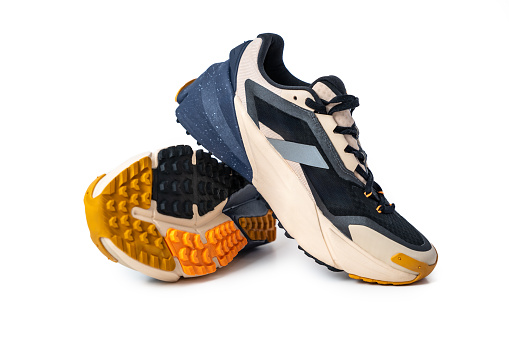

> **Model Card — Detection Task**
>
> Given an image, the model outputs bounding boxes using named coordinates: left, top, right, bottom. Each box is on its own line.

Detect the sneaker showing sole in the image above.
left=174, top=34, right=437, bottom=285
left=84, top=145, right=276, bottom=282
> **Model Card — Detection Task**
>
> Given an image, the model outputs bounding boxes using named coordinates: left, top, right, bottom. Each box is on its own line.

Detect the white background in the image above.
left=1, top=1, right=508, bottom=338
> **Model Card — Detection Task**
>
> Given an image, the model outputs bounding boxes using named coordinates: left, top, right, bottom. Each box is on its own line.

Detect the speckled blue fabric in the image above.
left=176, top=61, right=253, bottom=181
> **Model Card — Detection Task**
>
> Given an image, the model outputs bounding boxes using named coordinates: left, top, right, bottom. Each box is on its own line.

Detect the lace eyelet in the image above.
left=376, top=205, right=382, bottom=213
left=364, top=192, right=372, bottom=198
left=293, top=96, right=297, bottom=100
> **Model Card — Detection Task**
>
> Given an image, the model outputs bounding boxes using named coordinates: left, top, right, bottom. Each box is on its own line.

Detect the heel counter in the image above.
left=175, top=59, right=253, bottom=181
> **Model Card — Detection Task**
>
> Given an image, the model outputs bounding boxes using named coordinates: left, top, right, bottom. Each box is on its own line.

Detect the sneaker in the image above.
left=175, top=33, right=437, bottom=285
left=84, top=145, right=276, bottom=281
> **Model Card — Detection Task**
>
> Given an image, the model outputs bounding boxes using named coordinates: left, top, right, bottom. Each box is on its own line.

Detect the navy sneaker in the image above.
left=175, top=33, right=437, bottom=285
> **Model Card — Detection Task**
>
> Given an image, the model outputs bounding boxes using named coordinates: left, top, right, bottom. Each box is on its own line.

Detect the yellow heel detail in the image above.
left=175, top=79, right=196, bottom=102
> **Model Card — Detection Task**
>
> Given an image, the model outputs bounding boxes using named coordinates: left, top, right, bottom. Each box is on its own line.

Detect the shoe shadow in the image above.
left=142, top=245, right=276, bottom=286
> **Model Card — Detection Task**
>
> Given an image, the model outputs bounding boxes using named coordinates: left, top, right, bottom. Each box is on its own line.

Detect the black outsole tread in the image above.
left=152, top=146, right=247, bottom=219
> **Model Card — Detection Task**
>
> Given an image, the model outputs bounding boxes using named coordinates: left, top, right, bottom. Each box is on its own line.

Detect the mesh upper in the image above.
left=254, top=96, right=425, bottom=246
left=304, top=165, right=424, bottom=246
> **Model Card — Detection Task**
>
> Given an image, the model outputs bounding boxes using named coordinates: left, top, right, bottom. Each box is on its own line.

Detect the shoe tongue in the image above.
left=311, top=76, right=367, bottom=184
left=310, top=75, right=354, bottom=128
left=311, top=75, right=347, bottom=101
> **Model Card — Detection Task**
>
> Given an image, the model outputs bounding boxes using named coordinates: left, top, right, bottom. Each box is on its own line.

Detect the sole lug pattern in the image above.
left=84, top=157, right=176, bottom=272
left=164, top=221, right=247, bottom=276
left=238, top=210, right=277, bottom=242
left=85, top=146, right=278, bottom=281
left=153, top=146, right=247, bottom=219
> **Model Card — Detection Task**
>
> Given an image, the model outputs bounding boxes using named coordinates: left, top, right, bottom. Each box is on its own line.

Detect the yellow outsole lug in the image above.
left=84, top=157, right=176, bottom=272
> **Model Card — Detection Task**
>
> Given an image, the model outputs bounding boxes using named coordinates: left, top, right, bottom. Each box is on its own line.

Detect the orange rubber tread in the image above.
left=164, top=221, right=247, bottom=276
left=238, top=210, right=277, bottom=242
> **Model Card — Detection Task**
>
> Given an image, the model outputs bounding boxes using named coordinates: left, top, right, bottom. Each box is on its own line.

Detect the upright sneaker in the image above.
left=175, top=33, right=437, bottom=285
left=84, top=145, right=276, bottom=281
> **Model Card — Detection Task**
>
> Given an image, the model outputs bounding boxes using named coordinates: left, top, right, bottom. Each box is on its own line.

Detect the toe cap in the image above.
left=349, top=224, right=438, bottom=284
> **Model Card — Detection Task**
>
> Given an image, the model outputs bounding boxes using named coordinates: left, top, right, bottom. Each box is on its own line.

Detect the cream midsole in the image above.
left=234, top=96, right=417, bottom=282
left=92, top=151, right=152, bottom=198
left=101, top=238, right=181, bottom=282
left=234, top=96, right=335, bottom=267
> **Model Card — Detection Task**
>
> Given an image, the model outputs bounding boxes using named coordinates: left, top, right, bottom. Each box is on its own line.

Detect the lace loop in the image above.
left=344, top=145, right=365, bottom=163
left=305, top=98, right=327, bottom=114
left=307, top=93, right=395, bottom=214
left=305, top=94, right=359, bottom=115
left=333, top=123, right=358, bottom=139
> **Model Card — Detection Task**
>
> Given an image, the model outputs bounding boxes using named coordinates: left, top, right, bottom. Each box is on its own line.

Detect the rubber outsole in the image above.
left=166, top=221, right=247, bottom=276
left=153, top=145, right=246, bottom=219
left=84, top=146, right=277, bottom=281
left=84, top=158, right=175, bottom=271
left=239, top=213, right=277, bottom=243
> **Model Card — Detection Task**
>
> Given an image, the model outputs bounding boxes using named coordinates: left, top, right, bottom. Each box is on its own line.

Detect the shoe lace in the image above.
left=305, top=94, right=395, bottom=214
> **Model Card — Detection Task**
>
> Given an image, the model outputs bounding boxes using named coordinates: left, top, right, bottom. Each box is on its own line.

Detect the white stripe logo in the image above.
left=267, top=138, right=329, bottom=169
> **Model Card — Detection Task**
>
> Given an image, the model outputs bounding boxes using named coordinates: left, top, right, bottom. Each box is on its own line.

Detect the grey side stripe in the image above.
left=268, top=138, right=329, bottom=169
